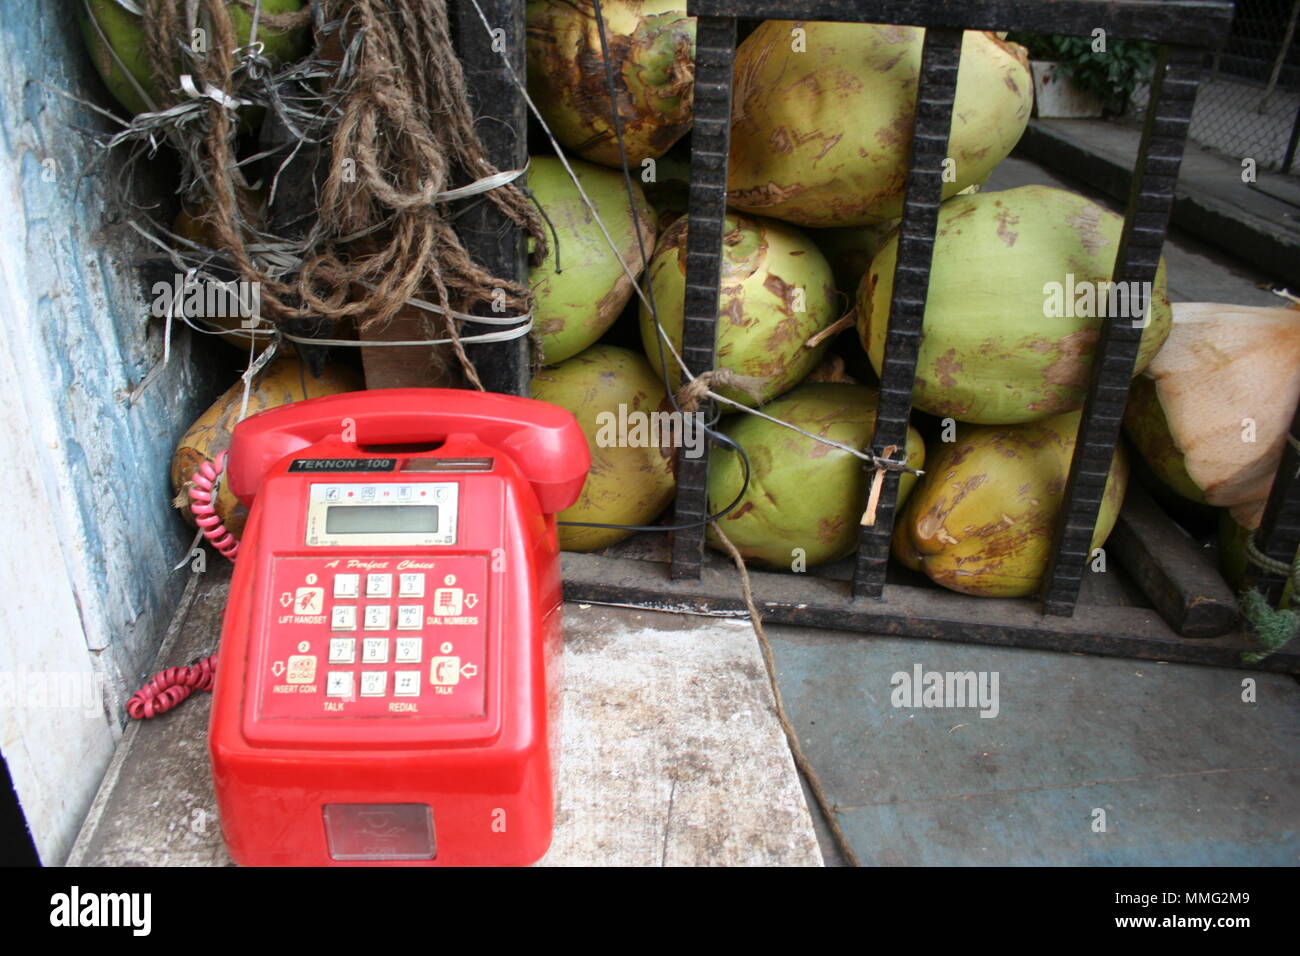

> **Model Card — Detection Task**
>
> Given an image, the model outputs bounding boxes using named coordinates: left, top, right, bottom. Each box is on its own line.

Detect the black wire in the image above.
left=558, top=430, right=752, bottom=532
left=564, top=0, right=752, bottom=537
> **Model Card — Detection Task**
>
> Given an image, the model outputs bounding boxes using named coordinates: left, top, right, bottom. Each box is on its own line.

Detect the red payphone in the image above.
left=203, top=388, right=588, bottom=866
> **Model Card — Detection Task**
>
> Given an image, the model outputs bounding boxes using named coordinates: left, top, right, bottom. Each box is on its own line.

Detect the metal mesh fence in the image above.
left=1132, top=0, right=1300, bottom=173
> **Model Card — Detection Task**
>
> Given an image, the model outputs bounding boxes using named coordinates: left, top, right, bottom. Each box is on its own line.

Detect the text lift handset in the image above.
left=145, top=388, right=588, bottom=866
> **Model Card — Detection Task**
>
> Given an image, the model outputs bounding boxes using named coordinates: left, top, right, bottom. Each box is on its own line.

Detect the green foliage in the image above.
left=1008, top=32, right=1157, bottom=110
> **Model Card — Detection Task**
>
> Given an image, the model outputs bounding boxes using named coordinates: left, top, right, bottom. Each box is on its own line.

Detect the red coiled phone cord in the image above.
left=126, top=655, right=218, bottom=719
left=188, top=451, right=240, bottom=560
left=128, top=453, right=238, bottom=718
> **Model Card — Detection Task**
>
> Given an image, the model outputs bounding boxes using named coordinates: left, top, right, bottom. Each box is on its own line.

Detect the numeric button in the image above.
left=333, top=574, right=359, bottom=599
left=395, top=637, right=422, bottom=663
left=366, top=574, right=392, bottom=598
left=331, top=606, right=357, bottom=631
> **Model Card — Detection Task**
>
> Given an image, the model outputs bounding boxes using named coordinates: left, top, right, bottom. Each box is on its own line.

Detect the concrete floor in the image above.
left=772, top=623, right=1299, bottom=866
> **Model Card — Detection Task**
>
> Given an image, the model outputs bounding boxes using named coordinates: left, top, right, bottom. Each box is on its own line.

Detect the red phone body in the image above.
left=208, top=389, right=588, bottom=866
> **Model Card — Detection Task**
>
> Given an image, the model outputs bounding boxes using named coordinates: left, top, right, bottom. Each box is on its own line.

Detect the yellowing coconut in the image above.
left=531, top=345, right=676, bottom=551
left=706, top=383, right=924, bottom=568
left=79, top=0, right=308, bottom=116
left=860, top=185, right=1171, bottom=425
left=893, top=410, right=1128, bottom=598
left=1123, top=301, right=1300, bottom=530
left=640, top=211, right=841, bottom=407
left=530, top=157, right=656, bottom=365
left=526, top=1, right=696, bottom=168
left=171, top=358, right=361, bottom=537
left=727, top=22, right=1031, bottom=227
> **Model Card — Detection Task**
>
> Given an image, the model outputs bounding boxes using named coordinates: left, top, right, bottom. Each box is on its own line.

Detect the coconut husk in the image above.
left=1142, top=301, right=1300, bottom=529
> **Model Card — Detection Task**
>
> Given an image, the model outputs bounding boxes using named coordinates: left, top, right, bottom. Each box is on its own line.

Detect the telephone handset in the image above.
left=150, top=387, right=588, bottom=865
left=225, top=388, right=589, bottom=515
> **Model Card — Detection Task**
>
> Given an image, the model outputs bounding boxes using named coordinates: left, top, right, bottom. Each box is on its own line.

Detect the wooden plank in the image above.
left=359, top=306, right=461, bottom=390
left=684, top=1, right=1234, bottom=47
left=1108, top=483, right=1239, bottom=638
left=454, top=0, right=531, bottom=396
left=563, top=552, right=1300, bottom=673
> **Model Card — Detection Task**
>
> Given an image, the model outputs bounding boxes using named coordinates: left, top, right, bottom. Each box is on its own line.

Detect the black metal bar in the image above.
left=852, top=26, right=963, bottom=601
left=1284, top=102, right=1300, bottom=175
left=1244, top=397, right=1300, bottom=603
left=670, top=16, right=737, bottom=581
left=453, top=0, right=530, bottom=396
left=563, top=553, right=1300, bottom=674
left=686, top=1, right=1234, bottom=47
left=1040, top=45, right=1203, bottom=617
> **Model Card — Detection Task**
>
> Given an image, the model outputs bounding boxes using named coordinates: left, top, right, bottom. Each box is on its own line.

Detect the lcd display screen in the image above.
left=324, top=505, right=440, bottom=534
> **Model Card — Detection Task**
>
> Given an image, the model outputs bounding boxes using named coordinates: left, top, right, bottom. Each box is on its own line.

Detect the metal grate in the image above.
left=454, top=0, right=1300, bottom=668
left=677, top=0, right=1251, bottom=620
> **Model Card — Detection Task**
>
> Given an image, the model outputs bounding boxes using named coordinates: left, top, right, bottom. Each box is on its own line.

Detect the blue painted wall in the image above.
left=0, top=1, right=227, bottom=858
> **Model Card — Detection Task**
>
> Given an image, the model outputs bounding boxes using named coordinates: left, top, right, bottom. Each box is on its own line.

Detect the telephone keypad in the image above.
left=265, top=554, right=486, bottom=720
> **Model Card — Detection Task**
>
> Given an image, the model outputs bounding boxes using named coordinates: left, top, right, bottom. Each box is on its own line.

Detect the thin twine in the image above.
left=711, top=523, right=862, bottom=867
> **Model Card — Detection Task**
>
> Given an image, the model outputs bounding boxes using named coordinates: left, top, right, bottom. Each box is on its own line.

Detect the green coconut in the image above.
left=727, top=22, right=1031, bottom=227
left=860, top=185, right=1172, bottom=425
left=706, top=383, right=924, bottom=568
left=1123, top=374, right=1206, bottom=504
left=79, top=0, right=308, bottom=117
left=526, top=1, right=696, bottom=168
left=893, top=410, right=1128, bottom=598
left=531, top=344, right=676, bottom=551
left=640, top=211, right=840, bottom=407
left=531, top=157, right=656, bottom=365
left=812, top=220, right=899, bottom=301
